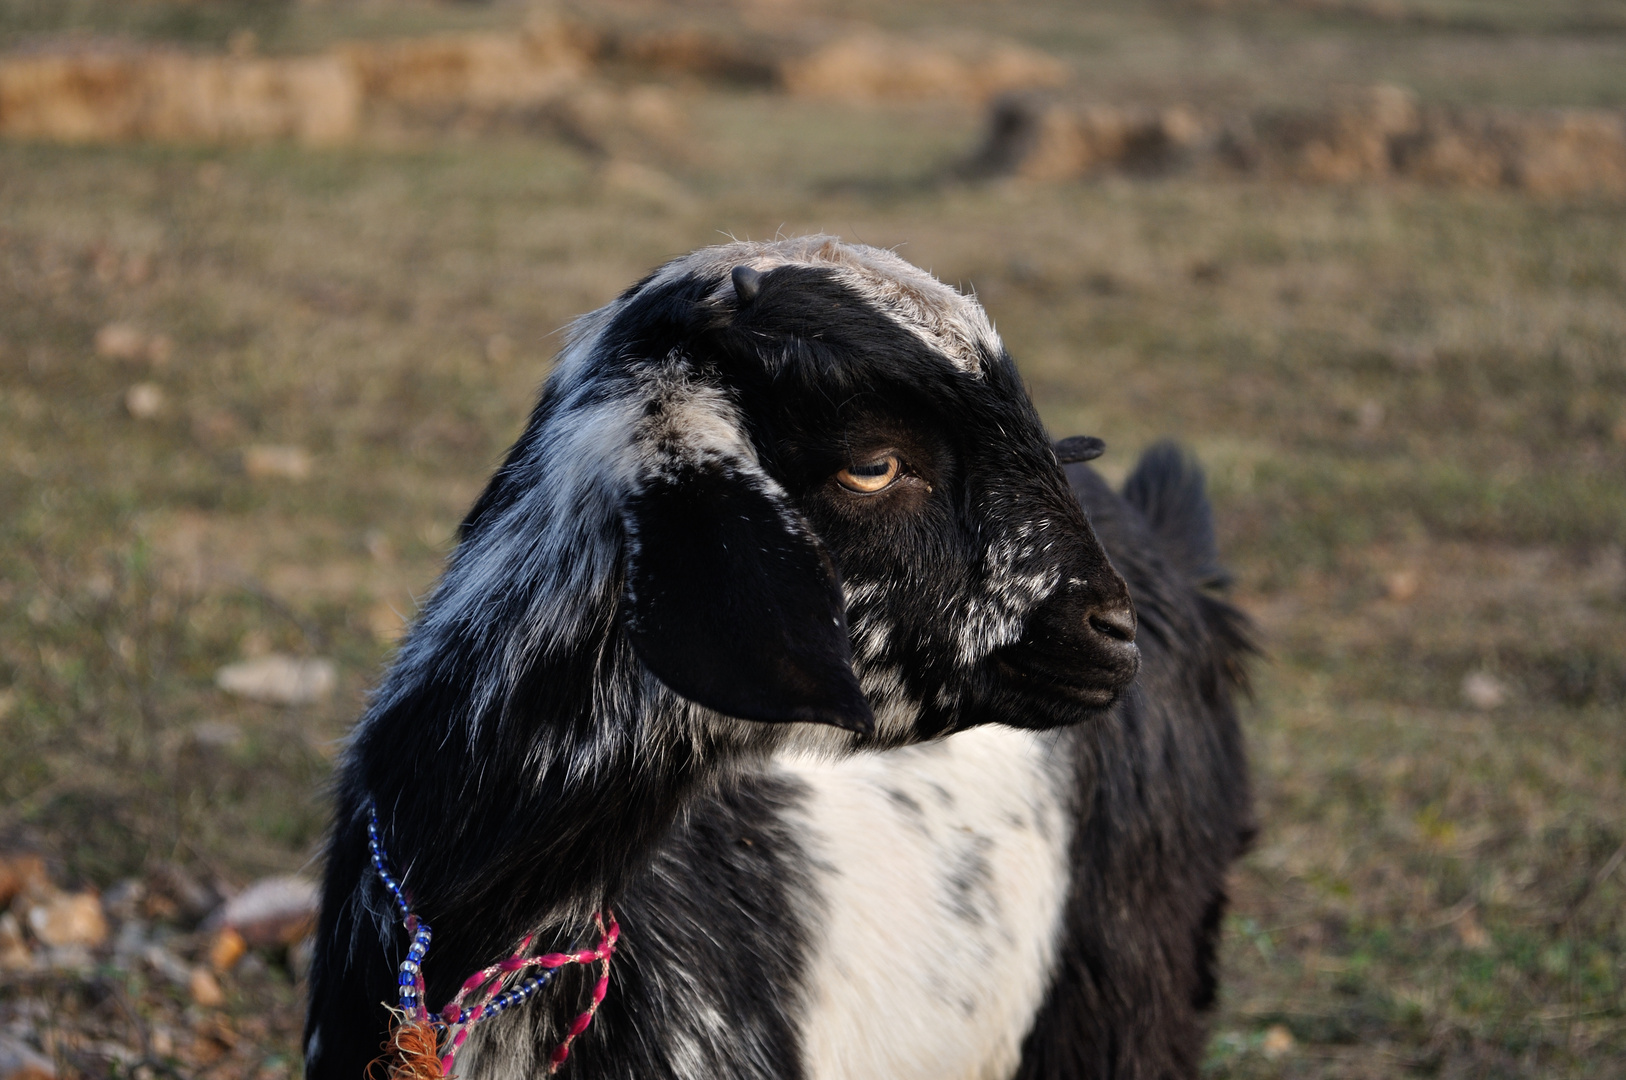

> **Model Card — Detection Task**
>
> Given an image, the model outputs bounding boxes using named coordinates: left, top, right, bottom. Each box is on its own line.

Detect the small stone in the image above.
left=214, top=875, right=318, bottom=947
left=95, top=323, right=147, bottom=362
left=364, top=529, right=395, bottom=563
left=1384, top=569, right=1419, bottom=602
left=243, top=445, right=312, bottom=481
left=1357, top=399, right=1385, bottom=432
left=27, top=891, right=109, bottom=948
left=189, top=966, right=226, bottom=1008
left=1260, top=1023, right=1295, bottom=1058
left=142, top=944, right=193, bottom=986
left=1455, top=911, right=1491, bottom=950
left=111, top=918, right=149, bottom=965
left=1461, top=670, right=1507, bottom=710
left=216, top=655, right=336, bottom=706
left=125, top=383, right=166, bottom=420
left=209, top=926, right=248, bottom=972
left=0, top=1035, right=55, bottom=1080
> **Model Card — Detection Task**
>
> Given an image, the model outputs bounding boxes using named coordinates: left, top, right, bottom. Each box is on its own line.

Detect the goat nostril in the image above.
left=1089, top=607, right=1136, bottom=644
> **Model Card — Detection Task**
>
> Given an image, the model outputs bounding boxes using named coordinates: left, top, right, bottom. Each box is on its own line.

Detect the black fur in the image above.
left=304, top=239, right=1252, bottom=1080
left=1010, top=456, right=1255, bottom=1080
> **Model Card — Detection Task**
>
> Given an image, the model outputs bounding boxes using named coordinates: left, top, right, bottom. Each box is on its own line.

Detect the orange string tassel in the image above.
left=370, top=1009, right=446, bottom=1080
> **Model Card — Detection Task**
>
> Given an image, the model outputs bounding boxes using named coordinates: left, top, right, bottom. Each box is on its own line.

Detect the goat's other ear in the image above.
left=1054, top=435, right=1107, bottom=464
left=624, top=464, right=874, bottom=735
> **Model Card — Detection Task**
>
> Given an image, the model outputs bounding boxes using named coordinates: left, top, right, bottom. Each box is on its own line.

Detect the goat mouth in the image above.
left=991, top=646, right=1138, bottom=709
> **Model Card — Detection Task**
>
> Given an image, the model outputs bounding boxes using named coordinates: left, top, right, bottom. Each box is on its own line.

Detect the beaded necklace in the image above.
left=366, top=805, right=619, bottom=1078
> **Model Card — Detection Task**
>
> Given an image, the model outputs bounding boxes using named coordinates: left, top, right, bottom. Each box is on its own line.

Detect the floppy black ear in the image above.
left=623, top=463, right=874, bottom=734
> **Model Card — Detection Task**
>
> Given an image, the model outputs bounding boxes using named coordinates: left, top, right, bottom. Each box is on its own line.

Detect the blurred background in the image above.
left=0, top=0, right=1623, bottom=1077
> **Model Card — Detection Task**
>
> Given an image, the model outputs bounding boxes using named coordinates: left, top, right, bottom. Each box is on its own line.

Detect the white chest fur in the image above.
left=777, top=726, right=1075, bottom=1080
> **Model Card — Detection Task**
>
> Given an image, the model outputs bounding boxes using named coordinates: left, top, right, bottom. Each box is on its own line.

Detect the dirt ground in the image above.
left=1, top=1, right=1623, bottom=1078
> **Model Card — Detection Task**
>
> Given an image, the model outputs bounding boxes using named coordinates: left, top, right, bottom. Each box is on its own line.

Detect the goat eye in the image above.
left=835, top=455, right=901, bottom=494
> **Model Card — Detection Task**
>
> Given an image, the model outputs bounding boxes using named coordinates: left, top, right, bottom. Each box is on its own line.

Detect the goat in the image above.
left=304, top=235, right=1253, bottom=1080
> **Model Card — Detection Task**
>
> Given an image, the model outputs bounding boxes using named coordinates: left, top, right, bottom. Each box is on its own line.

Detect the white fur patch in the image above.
left=777, top=726, right=1074, bottom=1080
left=641, top=235, right=1003, bottom=375
left=953, top=526, right=1063, bottom=667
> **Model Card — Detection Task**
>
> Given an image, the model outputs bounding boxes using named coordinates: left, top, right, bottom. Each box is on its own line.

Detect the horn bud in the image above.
left=732, top=265, right=763, bottom=305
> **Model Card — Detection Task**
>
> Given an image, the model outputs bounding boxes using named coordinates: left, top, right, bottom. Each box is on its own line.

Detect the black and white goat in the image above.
left=306, top=236, right=1253, bottom=1080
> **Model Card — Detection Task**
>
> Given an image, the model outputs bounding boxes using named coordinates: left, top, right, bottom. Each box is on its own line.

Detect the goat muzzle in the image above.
left=994, top=579, right=1140, bottom=708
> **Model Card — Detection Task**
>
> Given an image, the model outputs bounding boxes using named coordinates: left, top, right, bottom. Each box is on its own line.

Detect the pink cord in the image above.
left=435, top=913, right=620, bottom=1075
left=547, top=915, right=615, bottom=1074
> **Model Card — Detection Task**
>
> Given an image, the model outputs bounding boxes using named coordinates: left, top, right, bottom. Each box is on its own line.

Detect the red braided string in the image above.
left=548, top=914, right=616, bottom=1074
left=434, top=912, right=620, bottom=1075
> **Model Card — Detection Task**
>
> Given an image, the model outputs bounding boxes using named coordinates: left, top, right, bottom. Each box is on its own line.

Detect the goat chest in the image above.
left=449, top=724, right=1076, bottom=1080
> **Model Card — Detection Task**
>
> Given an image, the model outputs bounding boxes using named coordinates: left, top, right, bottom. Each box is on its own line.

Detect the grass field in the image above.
left=1, top=2, right=1624, bottom=1077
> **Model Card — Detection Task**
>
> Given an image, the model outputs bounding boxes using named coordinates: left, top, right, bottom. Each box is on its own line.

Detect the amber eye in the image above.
left=835, top=454, right=901, bottom=494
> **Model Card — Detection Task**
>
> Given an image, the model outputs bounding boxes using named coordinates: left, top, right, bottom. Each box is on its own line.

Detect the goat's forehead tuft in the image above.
left=649, top=235, right=1002, bottom=375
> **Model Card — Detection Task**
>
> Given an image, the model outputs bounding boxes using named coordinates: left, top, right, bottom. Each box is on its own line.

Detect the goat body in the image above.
left=305, top=237, right=1252, bottom=1080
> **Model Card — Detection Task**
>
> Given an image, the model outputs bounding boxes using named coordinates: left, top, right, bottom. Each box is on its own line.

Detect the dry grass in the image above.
left=1, top=2, right=1623, bottom=1078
